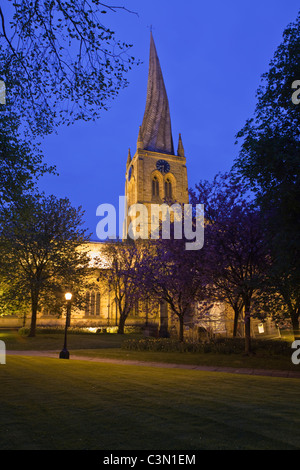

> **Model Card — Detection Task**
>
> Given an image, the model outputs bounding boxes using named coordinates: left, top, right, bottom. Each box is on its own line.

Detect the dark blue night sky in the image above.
left=34, top=0, right=300, bottom=240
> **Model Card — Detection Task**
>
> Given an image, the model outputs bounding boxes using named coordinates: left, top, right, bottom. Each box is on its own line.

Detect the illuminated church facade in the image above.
left=66, top=33, right=276, bottom=339
left=124, top=32, right=189, bottom=237
left=2, top=33, right=270, bottom=338
left=79, top=32, right=201, bottom=337
left=61, top=32, right=229, bottom=337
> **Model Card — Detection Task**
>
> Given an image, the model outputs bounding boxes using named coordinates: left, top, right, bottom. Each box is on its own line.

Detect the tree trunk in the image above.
left=22, top=310, right=27, bottom=328
left=233, top=305, right=240, bottom=337
left=244, top=303, right=251, bottom=355
left=28, top=290, right=39, bottom=337
left=118, top=314, right=126, bottom=334
left=291, top=314, right=300, bottom=341
left=179, top=316, right=184, bottom=342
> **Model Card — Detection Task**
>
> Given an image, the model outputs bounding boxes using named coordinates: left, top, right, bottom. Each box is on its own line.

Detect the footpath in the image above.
left=7, top=350, right=300, bottom=379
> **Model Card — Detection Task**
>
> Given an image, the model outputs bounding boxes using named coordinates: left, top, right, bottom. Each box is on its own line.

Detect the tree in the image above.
left=190, top=173, right=268, bottom=354
left=0, top=111, right=54, bottom=206
left=0, top=1, right=139, bottom=233
left=253, top=263, right=300, bottom=340
left=234, top=10, right=300, bottom=338
left=0, top=0, right=139, bottom=138
left=140, top=236, right=205, bottom=342
left=0, top=273, right=29, bottom=326
left=0, top=193, right=91, bottom=336
left=251, top=278, right=298, bottom=335
left=97, top=240, right=143, bottom=334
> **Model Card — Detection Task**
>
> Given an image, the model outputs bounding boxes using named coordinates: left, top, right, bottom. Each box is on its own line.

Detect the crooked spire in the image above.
left=140, top=32, right=174, bottom=155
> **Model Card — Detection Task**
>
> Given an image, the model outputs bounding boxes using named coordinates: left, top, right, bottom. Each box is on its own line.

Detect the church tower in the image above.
left=124, top=32, right=189, bottom=237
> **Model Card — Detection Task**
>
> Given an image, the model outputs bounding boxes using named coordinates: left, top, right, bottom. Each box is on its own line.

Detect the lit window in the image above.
left=96, top=293, right=100, bottom=316
left=90, top=292, right=95, bottom=316
left=165, top=179, right=172, bottom=199
left=152, top=176, right=159, bottom=198
left=85, top=291, right=101, bottom=316
left=85, top=292, right=90, bottom=316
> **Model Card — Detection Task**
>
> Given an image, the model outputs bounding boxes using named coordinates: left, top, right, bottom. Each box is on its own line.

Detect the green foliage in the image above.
left=253, top=11, right=300, bottom=132
left=17, top=327, right=30, bottom=336
left=0, top=193, right=92, bottom=336
left=234, top=10, right=300, bottom=336
left=234, top=10, right=300, bottom=235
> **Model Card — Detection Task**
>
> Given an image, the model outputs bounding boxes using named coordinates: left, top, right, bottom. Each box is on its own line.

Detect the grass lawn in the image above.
left=0, top=329, right=134, bottom=351
left=1, top=329, right=299, bottom=372
left=0, top=355, right=300, bottom=450
left=69, top=348, right=300, bottom=372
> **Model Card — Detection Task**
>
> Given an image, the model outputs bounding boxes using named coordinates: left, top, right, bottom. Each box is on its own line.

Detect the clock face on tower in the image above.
left=156, top=160, right=170, bottom=173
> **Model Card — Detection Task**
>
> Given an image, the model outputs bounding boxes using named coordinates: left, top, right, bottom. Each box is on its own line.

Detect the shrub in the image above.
left=17, top=326, right=144, bottom=336
left=252, top=338, right=291, bottom=356
left=18, top=327, right=30, bottom=336
left=121, top=337, right=292, bottom=356
left=125, top=326, right=143, bottom=334
left=122, top=338, right=206, bottom=353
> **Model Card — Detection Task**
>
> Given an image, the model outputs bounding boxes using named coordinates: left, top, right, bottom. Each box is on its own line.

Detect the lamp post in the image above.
left=59, top=292, right=72, bottom=359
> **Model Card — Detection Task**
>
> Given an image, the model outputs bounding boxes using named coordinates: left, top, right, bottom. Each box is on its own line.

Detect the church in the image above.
left=124, top=32, right=189, bottom=238
left=77, top=31, right=201, bottom=337
left=63, top=32, right=229, bottom=338
left=1, top=33, right=274, bottom=339
left=73, top=33, right=277, bottom=340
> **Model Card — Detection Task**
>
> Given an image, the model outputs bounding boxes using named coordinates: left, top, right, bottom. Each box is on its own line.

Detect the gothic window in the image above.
left=85, top=291, right=90, bottom=316
left=96, top=293, right=101, bottom=316
left=90, top=292, right=95, bottom=316
left=85, top=291, right=101, bottom=316
left=152, top=176, right=159, bottom=198
left=165, top=178, right=172, bottom=199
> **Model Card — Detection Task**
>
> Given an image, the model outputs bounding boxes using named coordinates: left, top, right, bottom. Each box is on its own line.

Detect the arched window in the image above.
left=90, top=292, right=96, bottom=316
left=165, top=178, right=172, bottom=199
left=85, top=291, right=90, bottom=316
left=152, top=176, right=159, bottom=198
left=85, top=291, right=101, bottom=316
left=96, top=292, right=101, bottom=316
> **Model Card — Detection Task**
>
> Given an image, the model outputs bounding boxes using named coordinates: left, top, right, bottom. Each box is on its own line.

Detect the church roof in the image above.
left=140, top=32, right=174, bottom=155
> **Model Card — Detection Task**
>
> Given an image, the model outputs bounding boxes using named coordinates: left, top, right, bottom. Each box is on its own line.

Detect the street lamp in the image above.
left=59, top=292, right=73, bottom=359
